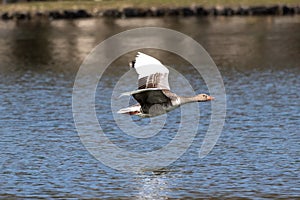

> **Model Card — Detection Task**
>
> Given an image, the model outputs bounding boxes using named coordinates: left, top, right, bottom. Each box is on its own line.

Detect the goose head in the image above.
left=196, top=94, right=214, bottom=102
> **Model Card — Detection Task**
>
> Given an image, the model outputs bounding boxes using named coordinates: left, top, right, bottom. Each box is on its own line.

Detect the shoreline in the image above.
left=1, top=4, right=300, bottom=20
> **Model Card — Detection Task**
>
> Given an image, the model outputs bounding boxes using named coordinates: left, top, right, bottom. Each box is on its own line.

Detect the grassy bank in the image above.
left=1, top=0, right=299, bottom=13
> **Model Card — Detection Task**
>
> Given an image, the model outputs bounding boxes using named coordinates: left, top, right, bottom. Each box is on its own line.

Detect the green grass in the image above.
left=0, top=0, right=299, bottom=13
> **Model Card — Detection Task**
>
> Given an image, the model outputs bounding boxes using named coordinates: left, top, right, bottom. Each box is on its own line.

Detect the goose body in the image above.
left=118, top=52, right=214, bottom=117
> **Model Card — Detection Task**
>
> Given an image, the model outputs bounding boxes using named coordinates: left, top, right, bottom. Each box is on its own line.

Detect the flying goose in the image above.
left=118, top=52, right=214, bottom=117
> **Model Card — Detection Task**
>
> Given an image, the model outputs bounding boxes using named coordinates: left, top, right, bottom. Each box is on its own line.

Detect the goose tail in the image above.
left=117, top=104, right=141, bottom=115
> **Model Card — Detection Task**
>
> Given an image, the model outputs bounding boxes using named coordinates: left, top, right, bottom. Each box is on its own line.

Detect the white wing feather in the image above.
left=134, top=52, right=169, bottom=79
left=119, top=52, right=171, bottom=100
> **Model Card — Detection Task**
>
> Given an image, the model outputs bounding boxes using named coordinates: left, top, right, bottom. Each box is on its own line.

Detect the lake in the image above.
left=0, top=16, right=299, bottom=199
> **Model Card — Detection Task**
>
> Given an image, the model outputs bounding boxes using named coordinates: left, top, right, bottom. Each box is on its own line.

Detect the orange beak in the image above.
left=207, top=96, right=215, bottom=101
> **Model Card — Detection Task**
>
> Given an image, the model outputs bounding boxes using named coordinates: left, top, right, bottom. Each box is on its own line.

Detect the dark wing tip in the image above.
left=129, top=60, right=136, bottom=68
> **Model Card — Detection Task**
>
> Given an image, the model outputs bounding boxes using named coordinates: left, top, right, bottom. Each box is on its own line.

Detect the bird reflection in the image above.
left=136, top=172, right=169, bottom=200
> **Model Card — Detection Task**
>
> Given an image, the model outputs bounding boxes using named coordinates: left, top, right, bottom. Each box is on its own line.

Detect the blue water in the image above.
left=0, top=16, right=299, bottom=199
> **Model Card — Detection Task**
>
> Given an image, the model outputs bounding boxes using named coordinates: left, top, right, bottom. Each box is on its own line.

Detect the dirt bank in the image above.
left=1, top=4, right=299, bottom=20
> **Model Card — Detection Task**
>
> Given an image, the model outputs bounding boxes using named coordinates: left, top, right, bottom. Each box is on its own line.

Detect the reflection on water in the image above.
left=136, top=174, right=169, bottom=200
left=1, top=16, right=299, bottom=73
left=0, top=16, right=299, bottom=198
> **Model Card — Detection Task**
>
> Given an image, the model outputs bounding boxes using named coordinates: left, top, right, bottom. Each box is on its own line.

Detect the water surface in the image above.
left=0, top=16, right=299, bottom=199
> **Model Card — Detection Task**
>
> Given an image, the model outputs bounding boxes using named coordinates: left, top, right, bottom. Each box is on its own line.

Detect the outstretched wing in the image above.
left=131, top=52, right=170, bottom=90
left=133, top=90, right=171, bottom=114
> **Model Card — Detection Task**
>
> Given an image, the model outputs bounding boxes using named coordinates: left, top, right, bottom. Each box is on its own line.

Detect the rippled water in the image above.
left=0, top=16, right=299, bottom=199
